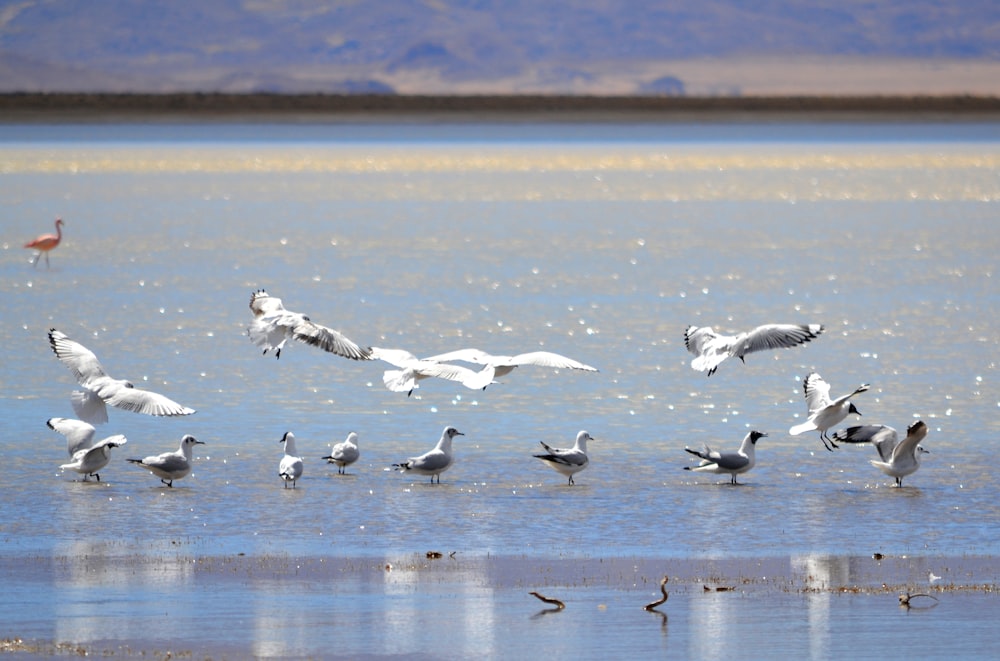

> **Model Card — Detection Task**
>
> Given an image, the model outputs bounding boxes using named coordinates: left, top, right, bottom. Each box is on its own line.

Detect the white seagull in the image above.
left=248, top=289, right=371, bottom=361
left=48, top=328, right=196, bottom=425
left=684, top=324, right=825, bottom=376
left=48, top=417, right=127, bottom=482
left=322, top=431, right=360, bottom=475
left=533, top=430, right=594, bottom=485
left=424, top=348, right=598, bottom=385
left=278, top=431, right=304, bottom=488
left=789, top=372, right=870, bottom=450
left=127, top=434, right=204, bottom=487
left=831, top=420, right=929, bottom=487
left=370, top=347, right=494, bottom=396
left=684, top=430, right=767, bottom=484
left=392, top=426, right=464, bottom=483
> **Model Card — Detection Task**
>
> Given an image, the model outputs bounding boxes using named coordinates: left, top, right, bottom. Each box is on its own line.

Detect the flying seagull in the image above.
left=533, top=430, right=594, bottom=486
left=247, top=289, right=371, bottom=360
left=48, top=328, right=195, bottom=425
left=831, top=420, right=929, bottom=487
left=371, top=347, right=494, bottom=395
left=684, top=324, right=824, bottom=376
left=424, top=348, right=598, bottom=385
left=789, top=372, right=870, bottom=450
left=684, top=430, right=767, bottom=484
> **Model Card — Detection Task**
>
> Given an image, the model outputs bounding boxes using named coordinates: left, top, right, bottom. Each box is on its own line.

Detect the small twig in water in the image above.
left=529, top=591, right=566, bottom=610
left=644, top=575, right=670, bottom=611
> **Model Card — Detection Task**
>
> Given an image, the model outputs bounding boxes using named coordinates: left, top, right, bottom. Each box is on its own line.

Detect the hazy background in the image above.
left=1, top=0, right=999, bottom=96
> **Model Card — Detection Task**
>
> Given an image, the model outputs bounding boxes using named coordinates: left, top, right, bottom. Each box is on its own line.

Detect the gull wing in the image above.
left=370, top=347, right=420, bottom=368
left=509, top=351, right=598, bottom=371
left=47, top=417, right=97, bottom=455
left=802, top=372, right=834, bottom=412
left=49, top=329, right=109, bottom=385
left=249, top=289, right=286, bottom=317
left=290, top=317, right=371, bottom=360
left=103, top=385, right=195, bottom=417
left=409, top=449, right=450, bottom=472
left=740, top=324, right=824, bottom=356
left=684, top=326, right=719, bottom=357
left=830, top=424, right=899, bottom=462
left=892, top=421, right=928, bottom=462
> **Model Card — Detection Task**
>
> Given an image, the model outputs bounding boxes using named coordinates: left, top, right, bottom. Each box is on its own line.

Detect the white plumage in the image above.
left=789, top=372, right=869, bottom=450
left=48, top=329, right=195, bottom=425
left=278, top=431, right=304, bottom=488
left=533, top=430, right=594, bottom=485
left=684, top=324, right=824, bottom=376
left=323, top=431, right=360, bottom=475
left=48, top=417, right=127, bottom=482
left=248, top=289, right=371, bottom=361
left=392, top=426, right=463, bottom=483
left=127, top=435, right=204, bottom=487
left=684, top=431, right=767, bottom=484
left=831, top=420, right=929, bottom=487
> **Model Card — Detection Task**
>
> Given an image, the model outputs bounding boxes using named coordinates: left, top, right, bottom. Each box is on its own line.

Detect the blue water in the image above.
left=1, top=119, right=998, bottom=658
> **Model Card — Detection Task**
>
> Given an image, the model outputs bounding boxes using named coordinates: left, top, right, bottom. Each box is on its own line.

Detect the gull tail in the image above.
left=788, top=421, right=816, bottom=436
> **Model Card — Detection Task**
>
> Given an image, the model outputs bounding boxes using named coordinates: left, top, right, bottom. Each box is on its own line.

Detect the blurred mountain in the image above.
left=1, top=1, right=998, bottom=95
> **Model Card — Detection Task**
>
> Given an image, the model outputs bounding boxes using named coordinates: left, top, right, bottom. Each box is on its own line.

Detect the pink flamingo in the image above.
left=25, top=217, right=64, bottom=268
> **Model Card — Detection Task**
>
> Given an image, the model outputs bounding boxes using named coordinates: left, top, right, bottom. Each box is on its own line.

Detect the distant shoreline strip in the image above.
left=1, top=93, right=999, bottom=118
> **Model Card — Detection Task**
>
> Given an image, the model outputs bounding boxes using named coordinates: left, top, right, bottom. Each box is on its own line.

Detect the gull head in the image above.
left=182, top=435, right=204, bottom=447
left=280, top=431, right=295, bottom=445
left=444, top=427, right=464, bottom=439
left=749, top=430, right=768, bottom=444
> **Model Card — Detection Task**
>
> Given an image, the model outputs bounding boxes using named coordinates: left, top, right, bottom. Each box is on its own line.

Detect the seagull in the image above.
left=424, top=348, right=598, bottom=385
left=392, top=426, right=464, bottom=483
left=533, top=430, right=594, bottom=485
left=370, top=347, right=494, bottom=396
left=48, top=328, right=196, bottom=425
left=278, top=431, right=304, bottom=488
left=830, top=420, right=929, bottom=487
left=684, top=324, right=824, bottom=376
left=247, top=289, right=371, bottom=361
left=322, top=431, right=360, bottom=475
left=47, top=417, right=127, bottom=482
left=789, top=373, right=870, bottom=451
left=684, top=430, right=767, bottom=484
left=127, top=434, right=204, bottom=487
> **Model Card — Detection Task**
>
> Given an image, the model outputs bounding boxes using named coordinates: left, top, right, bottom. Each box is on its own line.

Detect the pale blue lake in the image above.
left=1, top=117, right=998, bottom=659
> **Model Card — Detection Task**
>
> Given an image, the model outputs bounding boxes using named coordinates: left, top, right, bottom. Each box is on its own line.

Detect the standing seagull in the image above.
left=247, top=289, right=371, bottom=360
left=127, top=435, right=204, bottom=487
left=789, top=373, right=870, bottom=450
left=424, top=348, right=598, bottom=385
left=48, top=329, right=196, bottom=425
left=533, top=430, right=594, bottom=485
left=684, top=430, right=767, bottom=484
left=684, top=324, right=824, bottom=376
left=278, top=431, right=304, bottom=488
left=371, top=347, right=495, bottom=395
left=392, top=426, right=464, bottom=483
left=25, top=217, right=64, bottom=268
left=831, top=420, right=929, bottom=487
left=47, top=417, right=127, bottom=482
left=322, top=431, right=360, bottom=475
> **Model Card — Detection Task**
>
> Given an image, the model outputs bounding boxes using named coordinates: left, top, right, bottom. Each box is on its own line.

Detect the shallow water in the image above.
left=1, top=119, right=998, bottom=658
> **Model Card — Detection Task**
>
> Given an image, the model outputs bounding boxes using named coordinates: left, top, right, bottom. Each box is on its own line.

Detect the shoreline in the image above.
left=2, top=92, right=1000, bottom=121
